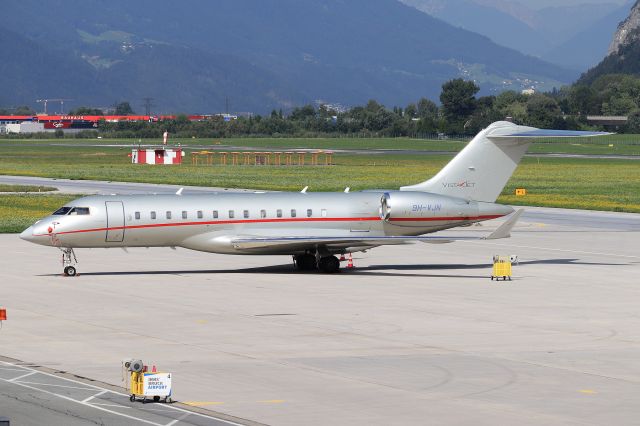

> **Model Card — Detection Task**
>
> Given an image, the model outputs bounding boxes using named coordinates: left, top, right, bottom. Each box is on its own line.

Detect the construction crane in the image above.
left=36, top=99, right=73, bottom=115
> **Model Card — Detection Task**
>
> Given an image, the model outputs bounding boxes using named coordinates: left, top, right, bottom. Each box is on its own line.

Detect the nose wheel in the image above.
left=59, top=248, right=78, bottom=277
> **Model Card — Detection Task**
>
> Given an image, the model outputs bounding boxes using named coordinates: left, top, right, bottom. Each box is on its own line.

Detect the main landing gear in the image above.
left=293, top=253, right=342, bottom=274
left=59, top=247, right=78, bottom=277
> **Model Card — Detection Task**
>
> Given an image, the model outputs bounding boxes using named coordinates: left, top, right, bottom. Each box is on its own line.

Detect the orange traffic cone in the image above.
left=340, top=254, right=346, bottom=261
left=347, top=253, right=354, bottom=269
left=151, top=365, right=157, bottom=373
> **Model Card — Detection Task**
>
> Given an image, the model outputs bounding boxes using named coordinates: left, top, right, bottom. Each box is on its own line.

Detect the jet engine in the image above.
left=379, top=191, right=479, bottom=227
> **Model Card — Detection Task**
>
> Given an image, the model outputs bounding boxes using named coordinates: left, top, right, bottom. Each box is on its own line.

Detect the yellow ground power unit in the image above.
left=491, top=256, right=512, bottom=281
left=123, top=360, right=172, bottom=403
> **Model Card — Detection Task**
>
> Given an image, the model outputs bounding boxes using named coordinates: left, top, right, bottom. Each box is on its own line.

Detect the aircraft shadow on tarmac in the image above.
left=38, top=258, right=627, bottom=279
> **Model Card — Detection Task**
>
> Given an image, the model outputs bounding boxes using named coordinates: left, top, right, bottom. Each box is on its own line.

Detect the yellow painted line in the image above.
left=196, top=320, right=208, bottom=324
left=579, top=390, right=597, bottom=395
left=258, top=400, right=286, bottom=404
left=184, top=401, right=225, bottom=406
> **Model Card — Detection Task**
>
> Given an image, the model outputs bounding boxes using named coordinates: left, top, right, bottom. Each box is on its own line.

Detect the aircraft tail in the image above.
left=400, top=121, right=609, bottom=202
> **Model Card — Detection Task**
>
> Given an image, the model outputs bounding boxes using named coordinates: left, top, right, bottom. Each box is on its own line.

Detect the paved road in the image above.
left=0, top=358, right=256, bottom=426
left=2, top=175, right=639, bottom=232
left=0, top=175, right=256, bottom=195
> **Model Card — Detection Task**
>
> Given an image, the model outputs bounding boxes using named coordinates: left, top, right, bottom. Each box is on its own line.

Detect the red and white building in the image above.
left=131, top=148, right=183, bottom=165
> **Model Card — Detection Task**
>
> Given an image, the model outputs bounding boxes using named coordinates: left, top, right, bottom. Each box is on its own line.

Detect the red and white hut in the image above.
left=131, top=148, right=183, bottom=165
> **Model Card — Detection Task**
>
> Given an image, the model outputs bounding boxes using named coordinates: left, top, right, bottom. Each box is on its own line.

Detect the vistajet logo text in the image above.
left=442, top=180, right=476, bottom=188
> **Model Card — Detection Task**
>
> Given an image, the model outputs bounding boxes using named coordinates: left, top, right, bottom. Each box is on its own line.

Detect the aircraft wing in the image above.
left=231, top=210, right=524, bottom=251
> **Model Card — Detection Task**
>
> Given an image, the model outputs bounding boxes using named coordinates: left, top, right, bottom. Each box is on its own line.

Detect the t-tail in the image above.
left=401, top=121, right=609, bottom=202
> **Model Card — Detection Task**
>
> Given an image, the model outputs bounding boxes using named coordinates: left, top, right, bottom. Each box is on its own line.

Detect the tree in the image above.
left=0, top=105, right=35, bottom=115
left=526, top=94, right=562, bottom=128
left=440, top=79, right=480, bottom=132
left=625, top=109, right=640, bottom=133
left=69, top=106, right=104, bottom=116
left=115, top=102, right=134, bottom=115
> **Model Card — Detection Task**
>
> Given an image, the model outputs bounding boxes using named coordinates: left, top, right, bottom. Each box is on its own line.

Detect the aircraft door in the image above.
left=105, top=201, right=125, bottom=242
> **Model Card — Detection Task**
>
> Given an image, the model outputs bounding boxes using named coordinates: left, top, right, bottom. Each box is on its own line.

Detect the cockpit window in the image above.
left=52, top=207, right=72, bottom=215
left=69, top=207, right=90, bottom=215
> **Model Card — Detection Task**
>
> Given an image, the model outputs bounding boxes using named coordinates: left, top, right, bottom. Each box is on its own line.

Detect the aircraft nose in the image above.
left=19, top=226, right=35, bottom=242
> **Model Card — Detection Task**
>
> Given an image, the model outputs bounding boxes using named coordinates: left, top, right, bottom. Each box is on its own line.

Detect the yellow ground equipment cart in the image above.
left=491, top=256, right=512, bottom=281
left=123, top=360, right=172, bottom=403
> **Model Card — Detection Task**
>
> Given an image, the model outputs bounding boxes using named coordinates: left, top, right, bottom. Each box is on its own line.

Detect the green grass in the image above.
left=2, top=134, right=640, bottom=155
left=0, top=184, right=57, bottom=192
left=0, top=194, right=79, bottom=233
left=1, top=141, right=639, bottom=234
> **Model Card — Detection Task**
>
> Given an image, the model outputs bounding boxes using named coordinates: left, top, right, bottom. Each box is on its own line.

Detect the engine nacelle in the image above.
left=380, top=191, right=479, bottom=227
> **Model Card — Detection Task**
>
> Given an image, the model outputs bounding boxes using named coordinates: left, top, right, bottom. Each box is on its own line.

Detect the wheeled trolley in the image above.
left=129, top=370, right=172, bottom=404
left=491, top=255, right=512, bottom=281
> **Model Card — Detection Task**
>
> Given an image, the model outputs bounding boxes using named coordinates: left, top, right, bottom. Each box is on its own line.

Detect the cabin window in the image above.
left=260, top=209, right=267, bottom=219
left=151, top=211, right=156, bottom=220
left=182, top=211, right=188, bottom=219
left=166, top=211, right=172, bottom=219
left=321, top=209, right=327, bottom=218
left=69, top=207, right=90, bottom=215
left=277, top=209, right=283, bottom=218
left=307, top=209, right=313, bottom=218
left=291, top=209, right=297, bottom=218
left=229, top=210, right=235, bottom=219
left=213, top=210, right=218, bottom=219
left=134, top=211, right=141, bottom=220
left=243, top=210, right=249, bottom=219
left=52, top=207, right=72, bottom=215
left=197, top=210, right=203, bottom=219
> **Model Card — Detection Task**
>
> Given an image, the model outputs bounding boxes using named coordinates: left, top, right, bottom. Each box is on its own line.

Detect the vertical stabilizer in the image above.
left=400, top=121, right=608, bottom=202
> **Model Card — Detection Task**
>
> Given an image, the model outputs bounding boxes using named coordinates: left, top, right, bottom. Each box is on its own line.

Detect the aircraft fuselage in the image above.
left=20, top=191, right=511, bottom=255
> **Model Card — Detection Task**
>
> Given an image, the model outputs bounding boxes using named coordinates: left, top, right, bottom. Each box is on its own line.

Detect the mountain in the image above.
left=399, top=0, right=549, bottom=55
left=401, top=0, right=625, bottom=71
left=542, top=1, right=634, bottom=71
left=0, top=0, right=574, bottom=114
left=578, top=0, right=640, bottom=84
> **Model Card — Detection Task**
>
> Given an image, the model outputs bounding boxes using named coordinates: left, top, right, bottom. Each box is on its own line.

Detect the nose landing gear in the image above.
left=59, top=247, right=78, bottom=277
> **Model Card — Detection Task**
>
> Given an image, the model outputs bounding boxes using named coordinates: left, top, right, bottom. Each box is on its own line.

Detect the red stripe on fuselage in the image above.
left=32, top=215, right=504, bottom=237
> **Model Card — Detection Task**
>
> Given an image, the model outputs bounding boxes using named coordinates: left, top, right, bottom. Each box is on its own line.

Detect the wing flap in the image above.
left=230, top=210, right=524, bottom=251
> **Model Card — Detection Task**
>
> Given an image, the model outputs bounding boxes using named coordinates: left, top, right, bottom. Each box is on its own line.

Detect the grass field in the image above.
left=0, top=184, right=56, bottom=192
left=2, top=134, right=640, bottom=155
left=1, top=139, right=639, bottom=233
left=0, top=194, right=79, bottom=233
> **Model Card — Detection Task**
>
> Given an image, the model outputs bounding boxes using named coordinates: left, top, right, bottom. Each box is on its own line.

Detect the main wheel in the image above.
left=318, top=256, right=340, bottom=274
left=64, top=266, right=77, bottom=277
left=295, top=254, right=316, bottom=271
left=129, top=395, right=135, bottom=402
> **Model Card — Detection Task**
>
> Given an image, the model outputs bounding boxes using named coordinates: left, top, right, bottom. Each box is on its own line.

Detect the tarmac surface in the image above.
left=1, top=204, right=640, bottom=425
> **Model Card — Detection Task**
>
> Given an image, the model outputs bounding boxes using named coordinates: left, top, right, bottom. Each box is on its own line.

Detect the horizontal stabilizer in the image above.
left=491, top=129, right=611, bottom=138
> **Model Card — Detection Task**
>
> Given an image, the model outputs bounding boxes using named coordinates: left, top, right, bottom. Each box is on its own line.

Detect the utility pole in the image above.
left=142, top=97, right=154, bottom=116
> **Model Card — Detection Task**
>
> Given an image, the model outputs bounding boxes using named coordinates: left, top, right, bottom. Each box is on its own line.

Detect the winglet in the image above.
left=176, top=188, right=184, bottom=196
left=301, top=186, right=309, bottom=193
left=484, top=209, right=524, bottom=240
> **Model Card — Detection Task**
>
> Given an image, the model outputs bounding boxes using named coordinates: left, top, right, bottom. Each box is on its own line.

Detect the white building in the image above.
left=5, top=122, right=46, bottom=134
